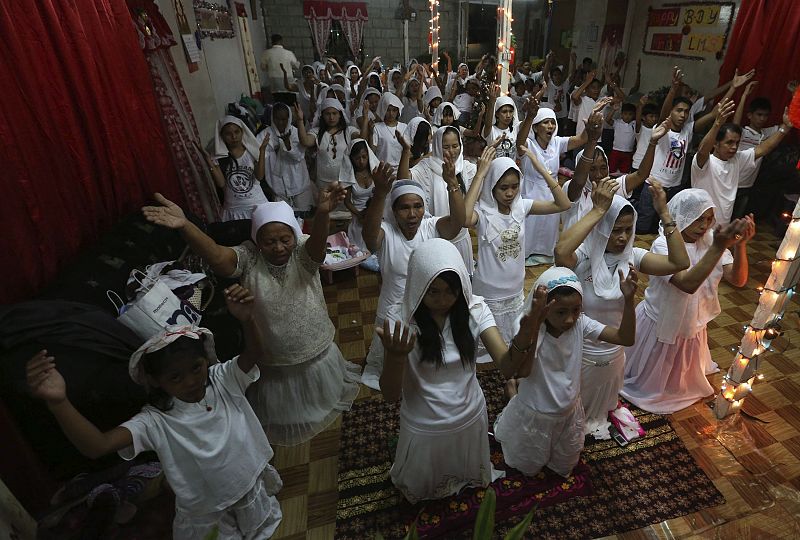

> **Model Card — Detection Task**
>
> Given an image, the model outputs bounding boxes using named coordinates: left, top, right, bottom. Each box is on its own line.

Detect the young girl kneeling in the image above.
left=26, top=288, right=282, bottom=539
left=494, top=266, right=637, bottom=477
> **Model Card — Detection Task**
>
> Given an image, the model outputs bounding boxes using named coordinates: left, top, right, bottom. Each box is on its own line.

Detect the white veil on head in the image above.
left=383, top=179, right=429, bottom=226
left=478, top=157, right=527, bottom=244
left=403, top=117, right=432, bottom=147
left=376, top=92, right=405, bottom=122
left=428, top=125, right=465, bottom=176
left=338, top=138, right=379, bottom=185
left=213, top=115, right=260, bottom=160
left=530, top=107, right=558, bottom=140
left=491, top=96, right=521, bottom=131
left=581, top=195, right=637, bottom=300
left=432, top=101, right=457, bottom=127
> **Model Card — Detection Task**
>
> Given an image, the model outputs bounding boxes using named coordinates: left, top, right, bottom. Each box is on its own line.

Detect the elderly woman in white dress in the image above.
left=142, top=186, right=361, bottom=445
left=377, top=239, right=543, bottom=503
left=621, top=189, right=754, bottom=414
left=554, top=180, right=689, bottom=438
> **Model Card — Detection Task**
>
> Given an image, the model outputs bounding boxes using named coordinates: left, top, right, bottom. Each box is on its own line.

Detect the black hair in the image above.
left=404, top=78, right=421, bottom=98
left=349, top=139, right=368, bottom=160
left=413, top=271, right=475, bottom=368
left=317, top=106, right=348, bottom=144
left=672, top=96, right=693, bottom=109
left=140, top=336, right=208, bottom=411
left=273, top=102, right=290, bottom=121
left=749, top=97, right=771, bottom=113
left=369, top=74, right=383, bottom=93
left=411, top=122, right=432, bottom=160
left=271, top=34, right=282, bottom=45
left=617, top=205, right=635, bottom=219
left=546, top=285, right=581, bottom=303
left=621, top=103, right=636, bottom=114
left=715, top=122, right=743, bottom=142
left=582, top=57, right=593, bottom=65
left=642, top=103, right=658, bottom=117
left=440, top=104, right=458, bottom=124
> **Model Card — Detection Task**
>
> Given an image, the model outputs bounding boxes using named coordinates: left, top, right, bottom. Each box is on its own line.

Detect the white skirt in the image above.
left=391, top=410, right=501, bottom=504
left=476, top=293, right=525, bottom=364
left=580, top=348, right=625, bottom=440
left=494, top=396, right=585, bottom=478
left=362, top=327, right=384, bottom=391
left=621, top=307, right=715, bottom=415
left=173, top=464, right=283, bottom=540
left=347, top=217, right=367, bottom=251
left=222, top=204, right=258, bottom=222
left=247, top=343, right=361, bottom=445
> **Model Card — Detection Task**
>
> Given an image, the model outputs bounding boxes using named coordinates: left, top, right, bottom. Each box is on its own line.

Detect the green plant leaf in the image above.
left=472, top=488, right=497, bottom=540
left=503, top=509, right=534, bottom=540
left=403, top=522, right=419, bottom=540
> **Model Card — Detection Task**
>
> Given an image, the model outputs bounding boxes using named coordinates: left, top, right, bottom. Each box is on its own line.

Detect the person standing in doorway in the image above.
left=260, top=34, right=300, bottom=95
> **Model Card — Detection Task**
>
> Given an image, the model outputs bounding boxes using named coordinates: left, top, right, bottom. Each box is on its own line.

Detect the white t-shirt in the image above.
left=473, top=199, right=534, bottom=301
left=372, top=122, right=408, bottom=167
left=561, top=177, right=631, bottom=232
left=218, top=151, right=268, bottom=212
left=575, top=96, right=598, bottom=140
left=737, top=125, right=778, bottom=188
left=310, top=126, right=360, bottom=184
left=612, top=119, right=636, bottom=152
left=631, top=125, right=653, bottom=169
left=393, top=301, right=496, bottom=433
left=485, top=125, right=518, bottom=160
left=543, top=81, right=570, bottom=118
left=453, top=92, right=474, bottom=114
left=120, top=360, right=269, bottom=515
left=651, top=121, right=694, bottom=188
left=516, top=314, right=606, bottom=414
left=691, top=148, right=757, bottom=225
left=376, top=217, right=441, bottom=319
left=575, top=246, right=648, bottom=357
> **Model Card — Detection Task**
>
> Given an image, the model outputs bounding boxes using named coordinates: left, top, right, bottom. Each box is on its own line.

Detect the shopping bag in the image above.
left=108, top=277, right=201, bottom=340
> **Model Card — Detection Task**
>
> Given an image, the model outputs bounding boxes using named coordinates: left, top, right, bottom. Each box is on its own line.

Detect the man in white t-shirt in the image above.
left=260, top=35, right=300, bottom=94
left=542, top=50, right=573, bottom=134
left=692, top=97, right=793, bottom=225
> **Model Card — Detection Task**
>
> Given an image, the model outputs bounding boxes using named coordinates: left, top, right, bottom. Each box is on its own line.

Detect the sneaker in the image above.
left=525, top=254, right=554, bottom=267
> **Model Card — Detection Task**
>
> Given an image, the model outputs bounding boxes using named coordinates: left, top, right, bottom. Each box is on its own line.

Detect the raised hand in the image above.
left=535, top=80, right=547, bottom=101
left=317, top=181, right=348, bottom=214
left=585, top=70, right=596, bottom=84
left=476, top=145, right=496, bottom=177
left=442, top=154, right=458, bottom=188
left=671, top=66, right=684, bottom=88
left=259, top=131, right=271, bottom=151
left=650, top=118, right=672, bottom=141
left=713, top=218, right=749, bottom=249
left=714, top=97, right=736, bottom=124
left=648, top=179, right=668, bottom=217
left=489, top=83, right=502, bottom=100
left=591, top=177, right=618, bottom=213
left=743, top=80, right=758, bottom=96
left=372, top=162, right=396, bottom=194
left=593, top=96, right=614, bottom=112
left=521, top=285, right=552, bottom=331
left=732, top=68, right=756, bottom=89
left=26, top=350, right=66, bottom=404
left=585, top=110, right=604, bottom=139
left=783, top=106, right=794, bottom=129
left=639, top=94, right=649, bottom=107
left=293, top=103, right=304, bottom=123
left=224, top=284, right=256, bottom=322
left=738, top=214, right=756, bottom=244
left=375, top=319, right=416, bottom=357
left=142, top=193, right=187, bottom=229
left=394, top=130, right=411, bottom=152
left=524, top=94, right=541, bottom=116
left=619, top=264, right=638, bottom=299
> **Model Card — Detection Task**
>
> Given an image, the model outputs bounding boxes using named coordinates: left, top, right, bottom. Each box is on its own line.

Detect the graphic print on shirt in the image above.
left=553, top=89, right=564, bottom=112
left=497, top=223, right=522, bottom=262
left=496, top=136, right=515, bottom=159
left=225, top=161, right=256, bottom=198
left=665, top=137, right=686, bottom=169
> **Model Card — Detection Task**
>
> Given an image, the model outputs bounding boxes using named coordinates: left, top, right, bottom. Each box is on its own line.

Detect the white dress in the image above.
left=372, top=122, right=408, bottom=167
left=311, top=127, right=360, bottom=186
left=346, top=178, right=374, bottom=249
left=522, top=135, right=568, bottom=257
left=120, top=361, right=283, bottom=539
left=219, top=152, right=269, bottom=221
left=388, top=302, right=501, bottom=503
left=621, top=237, right=733, bottom=414
left=258, top=127, right=312, bottom=212
left=230, top=237, right=361, bottom=444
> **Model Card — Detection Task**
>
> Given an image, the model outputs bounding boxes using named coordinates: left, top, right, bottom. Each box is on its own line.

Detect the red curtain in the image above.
left=0, top=0, right=183, bottom=304
left=718, top=0, right=800, bottom=126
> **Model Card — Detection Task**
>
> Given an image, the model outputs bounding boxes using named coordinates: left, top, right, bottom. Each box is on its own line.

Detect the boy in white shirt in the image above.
left=631, top=100, right=659, bottom=172
left=692, top=97, right=793, bottom=225
left=605, top=102, right=637, bottom=173
left=571, top=71, right=602, bottom=140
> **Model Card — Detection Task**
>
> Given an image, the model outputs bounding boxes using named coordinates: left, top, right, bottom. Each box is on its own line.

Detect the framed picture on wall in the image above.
left=643, top=2, right=735, bottom=60
left=193, top=0, right=235, bottom=39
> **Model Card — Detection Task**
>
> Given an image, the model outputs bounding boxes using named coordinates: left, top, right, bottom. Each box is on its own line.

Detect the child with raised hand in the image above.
left=632, top=96, right=659, bottom=172
left=25, top=287, right=283, bottom=539
left=483, top=83, right=524, bottom=159
left=297, top=100, right=359, bottom=189
left=554, top=179, right=689, bottom=439
left=464, top=149, right=570, bottom=356
left=494, top=265, right=637, bottom=477
left=605, top=101, right=637, bottom=173
left=201, top=116, right=271, bottom=222
left=362, top=92, right=408, bottom=167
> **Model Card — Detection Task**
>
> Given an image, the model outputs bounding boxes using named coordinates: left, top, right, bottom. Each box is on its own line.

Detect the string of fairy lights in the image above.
left=428, top=0, right=439, bottom=72
left=713, top=206, right=800, bottom=418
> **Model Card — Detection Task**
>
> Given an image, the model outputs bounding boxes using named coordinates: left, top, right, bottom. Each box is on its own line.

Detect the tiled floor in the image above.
left=271, top=227, right=800, bottom=539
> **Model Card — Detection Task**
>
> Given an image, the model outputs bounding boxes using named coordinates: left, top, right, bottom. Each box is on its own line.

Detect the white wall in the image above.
left=156, top=0, right=265, bottom=144
left=570, top=0, right=608, bottom=66
left=621, top=0, right=742, bottom=94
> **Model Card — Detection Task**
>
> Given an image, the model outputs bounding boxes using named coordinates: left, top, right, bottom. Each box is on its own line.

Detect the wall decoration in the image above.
left=643, top=2, right=735, bottom=61
left=193, top=0, right=235, bottom=39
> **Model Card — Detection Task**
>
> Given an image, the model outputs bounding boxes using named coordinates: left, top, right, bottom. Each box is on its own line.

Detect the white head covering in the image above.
left=655, top=189, right=718, bottom=344
left=492, top=96, right=521, bottom=131
left=355, top=88, right=380, bottom=123
left=362, top=71, right=383, bottom=93
left=515, top=266, right=583, bottom=337
left=317, top=97, right=348, bottom=128
left=423, top=86, right=442, bottom=108
left=387, top=68, right=403, bottom=93
left=402, top=77, right=423, bottom=98
left=347, top=65, right=361, bottom=79
left=383, top=179, right=428, bottom=226
left=427, top=125, right=465, bottom=176
left=339, top=138, right=379, bottom=185
left=432, top=101, right=457, bottom=127
left=318, top=84, right=346, bottom=106
left=298, top=65, right=315, bottom=101
left=400, top=239, right=480, bottom=325
left=571, top=146, right=610, bottom=197
left=456, top=63, right=469, bottom=85
left=376, top=92, right=404, bottom=122
left=582, top=195, right=637, bottom=300
left=268, top=102, right=294, bottom=137
left=478, top=157, right=526, bottom=244
left=403, top=117, right=431, bottom=147
left=213, top=115, right=260, bottom=160
left=531, top=107, right=558, bottom=138
left=250, top=200, right=303, bottom=242
left=129, top=325, right=218, bottom=386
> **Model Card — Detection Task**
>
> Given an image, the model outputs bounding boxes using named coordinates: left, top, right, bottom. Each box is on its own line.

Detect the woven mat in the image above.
left=335, top=370, right=725, bottom=539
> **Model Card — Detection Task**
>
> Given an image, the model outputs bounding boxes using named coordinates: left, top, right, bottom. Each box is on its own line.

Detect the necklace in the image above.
left=200, top=393, right=214, bottom=412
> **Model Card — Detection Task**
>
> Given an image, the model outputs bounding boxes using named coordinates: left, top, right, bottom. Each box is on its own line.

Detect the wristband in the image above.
left=448, top=185, right=461, bottom=193
left=661, top=220, right=677, bottom=229
left=511, top=338, right=533, bottom=354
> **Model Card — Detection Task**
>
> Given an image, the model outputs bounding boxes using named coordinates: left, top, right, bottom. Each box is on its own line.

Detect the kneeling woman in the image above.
left=378, top=239, right=543, bottom=502
left=142, top=190, right=361, bottom=445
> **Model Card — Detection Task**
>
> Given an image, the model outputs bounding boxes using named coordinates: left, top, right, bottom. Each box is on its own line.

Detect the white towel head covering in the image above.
left=402, top=77, right=423, bottom=98
left=534, top=266, right=583, bottom=297
left=250, top=200, right=303, bottom=243
left=383, top=179, right=428, bottom=226
left=582, top=195, right=637, bottom=300
left=655, top=188, right=719, bottom=344
left=355, top=88, right=381, bottom=122
left=347, top=64, right=361, bottom=79
left=318, top=97, right=347, bottom=128
left=364, top=71, right=383, bottom=92
left=531, top=107, right=558, bottom=137
left=424, top=86, right=443, bottom=107
left=377, top=92, right=404, bottom=122
left=427, top=125, right=465, bottom=176
left=387, top=68, right=403, bottom=92
left=403, top=117, right=432, bottom=146
left=492, top=95, right=521, bottom=130
left=269, top=102, right=294, bottom=137
left=129, top=325, right=218, bottom=386
left=400, top=238, right=479, bottom=325
left=574, top=146, right=609, bottom=186
left=432, top=101, right=458, bottom=127
left=339, top=138, right=379, bottom=185
left=214, top=115, right=260, bottom=160
left=478, top=157, right=526, bottom=245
